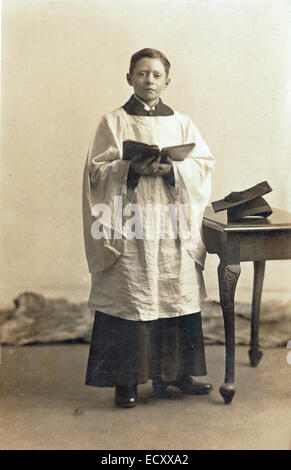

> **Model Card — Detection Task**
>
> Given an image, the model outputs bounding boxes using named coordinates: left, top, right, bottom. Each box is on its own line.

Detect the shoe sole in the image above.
left=180, top=389, right=212, bottom=395
left=115, top=402, right=136, bottom=408
left=168, top=381, right=213, bottom=395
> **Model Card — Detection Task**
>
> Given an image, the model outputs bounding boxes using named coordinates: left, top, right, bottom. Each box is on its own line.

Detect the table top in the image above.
left=203, top=206, right=291, bottom=232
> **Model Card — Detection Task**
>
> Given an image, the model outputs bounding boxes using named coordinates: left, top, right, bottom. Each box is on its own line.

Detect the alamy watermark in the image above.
left=90, top=196, right=202, bottom=242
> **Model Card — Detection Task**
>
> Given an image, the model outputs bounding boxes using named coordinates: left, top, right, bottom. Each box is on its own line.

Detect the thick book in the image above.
left=122, top=140, right=195, bottom=161
left=211, top=181, right=273, bottom=221
left=211, top=181, right=272, bottom=212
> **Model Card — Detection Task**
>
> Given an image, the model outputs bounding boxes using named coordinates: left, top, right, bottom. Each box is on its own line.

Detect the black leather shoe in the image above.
left=115, top=385, right=137, bottom=408
left=169, top=375, right=213, bottom=395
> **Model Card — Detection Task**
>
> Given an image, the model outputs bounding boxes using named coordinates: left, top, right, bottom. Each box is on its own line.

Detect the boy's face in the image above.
left=127, top=57, right=170, bottom=106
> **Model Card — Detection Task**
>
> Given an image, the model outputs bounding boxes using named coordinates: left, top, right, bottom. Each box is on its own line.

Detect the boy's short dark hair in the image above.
left=129, top=48, right=171, bottom=76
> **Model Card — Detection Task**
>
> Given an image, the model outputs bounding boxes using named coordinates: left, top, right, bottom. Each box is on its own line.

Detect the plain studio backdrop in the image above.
left=1, top=0, right=291, bottom=308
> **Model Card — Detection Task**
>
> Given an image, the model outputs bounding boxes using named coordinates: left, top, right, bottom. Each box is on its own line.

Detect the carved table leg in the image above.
left=218, top=262, right=241, bottom=404
left=248, top=260, right=265, bottom=367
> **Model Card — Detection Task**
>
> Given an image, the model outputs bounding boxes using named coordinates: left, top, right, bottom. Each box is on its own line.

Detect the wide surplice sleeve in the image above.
left=171, top=114, right=215, bottom=267
left=82, top=113, right=129, bottom=273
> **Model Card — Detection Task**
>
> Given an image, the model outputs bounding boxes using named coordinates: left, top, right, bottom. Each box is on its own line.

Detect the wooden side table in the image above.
left=202, top=206, right=291, bottom=404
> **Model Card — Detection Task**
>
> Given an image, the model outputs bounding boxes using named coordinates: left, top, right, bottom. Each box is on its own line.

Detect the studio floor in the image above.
left=0, top=343, right=290, bottom=450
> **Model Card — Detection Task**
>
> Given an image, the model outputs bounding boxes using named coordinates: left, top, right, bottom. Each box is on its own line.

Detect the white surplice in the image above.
left=82, top=101, right=215, bottom=321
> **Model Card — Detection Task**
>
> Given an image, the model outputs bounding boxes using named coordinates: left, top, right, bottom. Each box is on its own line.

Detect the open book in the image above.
left=122, top=140, right=195, bottom=162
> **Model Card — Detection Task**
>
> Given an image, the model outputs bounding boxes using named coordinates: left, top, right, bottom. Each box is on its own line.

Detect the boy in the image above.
left=83, top=48, right=215, bottom=408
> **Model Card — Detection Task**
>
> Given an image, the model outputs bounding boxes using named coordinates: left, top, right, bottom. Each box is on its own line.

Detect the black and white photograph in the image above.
left=1, top=0, right=291, bottom=452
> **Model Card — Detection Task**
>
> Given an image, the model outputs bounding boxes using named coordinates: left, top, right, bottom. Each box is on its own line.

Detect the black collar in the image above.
left=122, top=95, right=174, bottom=116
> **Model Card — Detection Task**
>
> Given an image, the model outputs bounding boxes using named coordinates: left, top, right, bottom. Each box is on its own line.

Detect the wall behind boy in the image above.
left=1, top=0, right=291, bottom=307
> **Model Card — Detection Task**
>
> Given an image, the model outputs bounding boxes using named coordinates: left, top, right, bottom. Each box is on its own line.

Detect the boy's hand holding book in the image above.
left=130, top=153, right=161, bottom=176
left=130, top=153, right=173, bottom=176
left=155, top=153, right=173, bottom=176
left=124, top=139, right=195, bottom=178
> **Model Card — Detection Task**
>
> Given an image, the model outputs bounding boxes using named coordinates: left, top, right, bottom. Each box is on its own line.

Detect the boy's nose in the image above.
left=146, top=74, right=154, bottom=84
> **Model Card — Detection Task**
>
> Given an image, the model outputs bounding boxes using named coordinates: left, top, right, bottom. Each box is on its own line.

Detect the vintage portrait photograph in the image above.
left=1, top=0, right=291, bottom=452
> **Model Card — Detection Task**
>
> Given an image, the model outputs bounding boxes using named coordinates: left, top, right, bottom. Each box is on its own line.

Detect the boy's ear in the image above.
left=163, top=77, right=171, bottom=89
left=126, top=73, right=133, bottom=86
